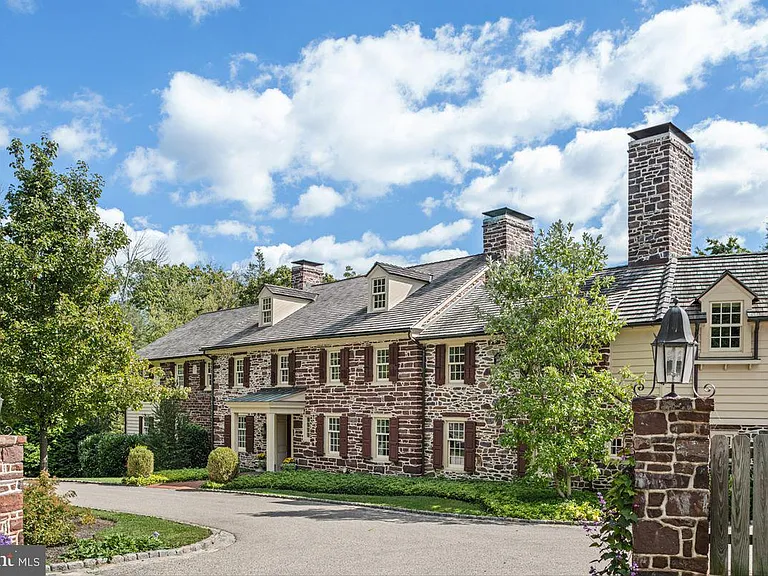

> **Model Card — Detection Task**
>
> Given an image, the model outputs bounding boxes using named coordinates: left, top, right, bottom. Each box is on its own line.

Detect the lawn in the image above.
left=60, top=468, right=209, bottom=485
left=61, top=477, right=123, bottom=484
left=89, top=509, right=210, bottom=549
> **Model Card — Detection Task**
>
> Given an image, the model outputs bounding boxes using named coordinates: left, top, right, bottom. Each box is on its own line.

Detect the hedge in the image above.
left=78, top=433, right=143, bottom=478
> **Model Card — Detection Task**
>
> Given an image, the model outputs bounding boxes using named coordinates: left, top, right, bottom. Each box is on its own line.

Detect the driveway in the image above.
left=61, top=482, right=596, bottom=575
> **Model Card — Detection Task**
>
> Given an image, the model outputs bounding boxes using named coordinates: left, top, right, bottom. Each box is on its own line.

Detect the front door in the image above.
left=276, top=414, right=290, bottom=470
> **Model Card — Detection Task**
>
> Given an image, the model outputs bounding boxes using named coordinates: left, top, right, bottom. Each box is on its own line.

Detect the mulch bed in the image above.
left=148, top=480, right=205, bottom=490
left=45, top=518, right=114, bottom=563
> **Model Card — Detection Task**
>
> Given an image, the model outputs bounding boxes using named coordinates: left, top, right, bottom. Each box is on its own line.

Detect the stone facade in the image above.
left=632, top=397, right=712, bottom=575
left=482, top=208, right=535, bottom=261
left=0, top=435, right=25, bottom=544
left=627, top=129, right=693, bottom=266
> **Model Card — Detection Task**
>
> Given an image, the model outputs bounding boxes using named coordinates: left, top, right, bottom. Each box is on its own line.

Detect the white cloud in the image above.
left=200, top=220, right=259, bottom=241
left=60, top=89, right=124, bottom=119
left=0, top=125, right=9, bottom=147
left=292, top=185, right=346, bottom=219
left=131, top=215, right=154, bottom=229
left=6, top=0, right=35, bottom=14
left=137, top=0, right=239, bottom=22
left=17, top=85, right=46, bottom=112
left=420, top=196, right=441, bottom=216
left=0, top=88, right=14, bottom=114
left=229, top=52, right=258, bottom=80
left=517, top=21, right=583, bottom=64
left=641, top=102, right=679, bottom=125
left=50, top=119, right=116, bottom=161
left=389, top=219, right=473, bottom=251
left=419, top=248, right=470, bottom=263
left=122, top=147, right=177, bottom=194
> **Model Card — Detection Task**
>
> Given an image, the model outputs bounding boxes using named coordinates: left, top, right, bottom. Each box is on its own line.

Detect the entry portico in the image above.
left=226, top=388, right=305, bottom=472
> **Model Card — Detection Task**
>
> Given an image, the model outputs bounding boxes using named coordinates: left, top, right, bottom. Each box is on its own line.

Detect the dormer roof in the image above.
left=693, top=270, right=758, bottom=304
left=367, top=262, right=432, bottom=283
left=262, top=284, right=319, bottom=302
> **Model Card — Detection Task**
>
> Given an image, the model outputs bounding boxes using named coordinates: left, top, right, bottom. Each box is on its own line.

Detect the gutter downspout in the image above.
left=202, top=352, right=215, bottom=448
left=754, top=320, right=761, bottom=360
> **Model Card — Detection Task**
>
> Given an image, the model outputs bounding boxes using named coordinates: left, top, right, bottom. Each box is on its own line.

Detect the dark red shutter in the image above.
left=339, top=415, right=349, bottom=458
left=340, top=348, right=350, bottom=384
left=245, top=415, right=255, bottom=453
left=389, top=417, right=399, bottom=463
left=464, top=421, right=477, bottom=473
left=388, top=343, right=399, bottom=382
left=319, top=349, right=327, bottom=383
left=315, top=414, right=325, bottom=456
left=183, top=361, right=190, bottom=387
left=362, top=416, right=372, bottom=458
left=138, top=416, right=144, bottom=435
left=289, top=352, right=296, bottom=386
left=364, top=346, right=373, bottom=381
left=433, top=419, right=444, bottom=469
left=160, top=362, right=173, bottom=384
left=464, top=343, right=476, bottom=385
left=270, top=354, right=278, bottom=386
left=243, top=356, right=251, bottom=388
left=224, top=414, right=231, bottom=448
left=517, top=442, right=528, bottom=477
left=435, top=344, right=446, bottom=385
left=199, top=360, right=207, bottom=390
left=228, top=357, right=235, bottom=388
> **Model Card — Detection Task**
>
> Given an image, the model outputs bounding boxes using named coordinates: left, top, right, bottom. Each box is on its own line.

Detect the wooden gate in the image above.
left=710, top=434, right=768, bottom=575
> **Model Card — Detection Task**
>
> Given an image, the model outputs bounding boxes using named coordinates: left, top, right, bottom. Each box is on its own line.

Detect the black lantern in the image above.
left=651, top=297, right=695, bottom=398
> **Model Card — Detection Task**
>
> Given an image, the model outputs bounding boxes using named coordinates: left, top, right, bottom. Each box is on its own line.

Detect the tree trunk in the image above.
left=39, top=426, right=48, bottom=473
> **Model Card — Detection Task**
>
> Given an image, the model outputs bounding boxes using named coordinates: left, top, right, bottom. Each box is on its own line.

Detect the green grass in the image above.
left=257, top=489, right=489, bottom=515
left=61, top=477, right=123, bottom=484
left=87, top=509, right=210, bottom=549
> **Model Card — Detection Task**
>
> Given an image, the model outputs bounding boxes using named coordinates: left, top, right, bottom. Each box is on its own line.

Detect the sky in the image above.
left=1, top=0, right=767, bottom=277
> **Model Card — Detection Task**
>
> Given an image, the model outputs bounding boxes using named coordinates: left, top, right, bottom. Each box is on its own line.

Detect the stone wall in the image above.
left=482, top=209, right=534, bottom=261
left=0, top=435, right=25, bottom=544
left=632, top=397, right=712, bottom=575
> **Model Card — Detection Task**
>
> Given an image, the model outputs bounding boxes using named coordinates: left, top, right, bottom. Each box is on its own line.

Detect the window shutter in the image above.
left=199, top=360, right=206, bottom=390
left=389, top=417, right=399, bottom=463
left=270, top=354, right=278, bottom=386
left=339, top=414, right=349, bottom=458
left=160, top=362, right=173, bottom=384
left=289, top=352, right=297, bottom=386
left=464, top=421, right=477, bottom=473
left=433, top=419, right=444, bottom=469
left=224, top=414, right=231, bottom=448
left=364, top=346, right=373, bottom=381
left=138, top=416, right=144, bottom=435
left=435, top=344, right=446, bottom=385
left=516, top=442, right=527, bottom=477
left=243, top=356, right=251, bottom=388
left=318, top=349, right=327, bottom=383
left=362, top=416, right=372, bottom=458
left=464, top=342, right=476, bottom=385
left=245, top=415, right=255, bottom=453
left=315, top=414, right=325, bottom=456
left=183, top=361, right=190, bottom=387
left=388, top=343, right=399, bottom=382
left=340, top=348, right=350, bottom=384
left=228, top=357, right=235, bottom=388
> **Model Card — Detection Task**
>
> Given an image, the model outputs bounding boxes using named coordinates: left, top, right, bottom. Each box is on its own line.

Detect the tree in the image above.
left=485, top=221, right=635, bottom=497
left=695, top=236, right=749, bottom=256
left=0, top=137, right=171, bottom=471
left=234, top=249, right=292, bottom=305
left=111, top=230, right=169, bottom=304
left=342, top=265, right=356, bottom=279
left=763, top=223, right=768, bottom=252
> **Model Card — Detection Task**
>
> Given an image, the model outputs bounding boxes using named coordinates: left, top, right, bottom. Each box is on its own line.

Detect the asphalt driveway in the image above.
left=61, top=482, right=596, bottom=575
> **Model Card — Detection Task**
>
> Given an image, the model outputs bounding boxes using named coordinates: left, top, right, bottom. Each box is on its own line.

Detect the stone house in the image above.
left=128, top=121, right=768, bottom=479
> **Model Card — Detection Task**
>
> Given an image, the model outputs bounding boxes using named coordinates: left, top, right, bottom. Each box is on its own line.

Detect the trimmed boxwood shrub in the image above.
left=79, top=433, right=143, bottom=477
left=127, top=446, right=154, bottom=478
left=207, top=447, right=239, bottom=483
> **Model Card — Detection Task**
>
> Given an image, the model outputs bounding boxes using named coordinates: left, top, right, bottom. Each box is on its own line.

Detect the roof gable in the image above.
left=693, top=270, right=758, bottom=304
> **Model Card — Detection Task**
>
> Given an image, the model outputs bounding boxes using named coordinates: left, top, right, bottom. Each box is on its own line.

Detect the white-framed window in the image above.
left=302, top=415, right=309, bottom=442
left=262, top=297, right=273, bottom=325
left=326, top=416, right=340, bottom=455
left=608, top=437, right=624, bottom=459
left=711, top=302, right=742, bottom=350
left=175, top=363, right=184, bottom=387
left=279, top=354, right=290, bottom=385
left=446, top=421, right=466, bottom=470
left=205, top=361, right=213, bottom=389
left=375, top=348, right=389, bottom=381
left=448, top=346, right=465, bottom=383
left=374, top=417, right=390, bottom=460
left=235, top=358, right=245, bottom=386
left=371, top=277, right=387, bottom=310
left=237, top=415, right=247, bottom=451
left=329, top=350, right=341, bottom=383
left=142, top=417, right=154, bottom=435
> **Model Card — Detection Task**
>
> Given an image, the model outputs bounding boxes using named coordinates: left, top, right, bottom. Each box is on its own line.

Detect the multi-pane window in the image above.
left=609, top=437, right=624, bottom=458
left=279, top=354, right=290, bottom=385
left=376, top=348, right=389, bottom=381
left=262, top=297, right=273, bottom=324
left=237, top=415, right=247, bottom=450
left=205, top=361, right=212, bottom=389
left=372, top=278, right=387, bottom=310
left=711, top=302, right=742, bottom=349
left=329, top=351, right=341, bottom=382
left=447, top=421, right=465, bottom=468
left=327, top=416, right=340, bottom=455
left=142, top=417, right=154, bottom=435
left=235, top=358, right=245, bottom=386
left=175, top=363, right=184, bottom=387
left=448, top=346, right=465, bottom=383
left=375, top=418, right=390, bottom=459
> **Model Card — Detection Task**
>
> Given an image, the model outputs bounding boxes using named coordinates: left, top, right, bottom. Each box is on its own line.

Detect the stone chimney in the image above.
left=291, top=260, right=324, bottom=290
left=482, top=207, right=535, bottom=261
left=627, top=122, right=694, bottom=266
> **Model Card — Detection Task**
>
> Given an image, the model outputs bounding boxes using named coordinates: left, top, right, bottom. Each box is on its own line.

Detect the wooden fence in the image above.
left=711, top=434, right=768, bottom=575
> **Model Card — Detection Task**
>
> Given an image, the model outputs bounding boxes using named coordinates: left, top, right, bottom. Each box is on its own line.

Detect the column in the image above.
left=266, top=413, right=277, bottom=472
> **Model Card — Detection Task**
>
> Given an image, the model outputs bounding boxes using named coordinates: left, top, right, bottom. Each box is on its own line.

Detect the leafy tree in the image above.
left=321, top=272, right=336, bottom=283
left=234, top=249, right=292, bottom=305
left=485, top=221, right=635, bottom=497
left=763, top=223, right=768, bottom=252
left=695, top=236, right=749, bottom=256
left=0, top=137, right=170, bottom=471
left=342, top=265, right=356, bottom=279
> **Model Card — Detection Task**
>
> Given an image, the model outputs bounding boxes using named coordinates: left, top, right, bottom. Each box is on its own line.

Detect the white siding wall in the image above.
left=125, top=402, right=156, bottom=435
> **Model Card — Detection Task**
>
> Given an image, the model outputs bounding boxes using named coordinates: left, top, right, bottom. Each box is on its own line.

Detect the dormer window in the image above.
left=372, top=278, right=387, bottom=311
left=262, top=297, right=273, bottom=325
left=711, top=302, right=742, bottom=350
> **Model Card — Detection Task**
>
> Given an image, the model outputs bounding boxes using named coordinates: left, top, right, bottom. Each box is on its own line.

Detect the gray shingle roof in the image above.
left=371, top=262, right=433, bottom=282
left=227, top=387, right=306, bottom=402
left=418, top=283, right=497, bottom=339
left=264, top=284, right=318, bottom=301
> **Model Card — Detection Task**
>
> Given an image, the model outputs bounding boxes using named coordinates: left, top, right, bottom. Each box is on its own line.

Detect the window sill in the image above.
left=372, top=457, right=390, bottom=463
left=448, top=382, right=467, bottom=388
left=325, top=452, right=340, bottom=458
left=444, top=467, right=466, bottom=473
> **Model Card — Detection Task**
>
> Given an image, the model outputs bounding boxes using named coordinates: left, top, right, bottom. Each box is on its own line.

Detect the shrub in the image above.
left=122, top=474, right=169, bottom=486
left=156, top=468, right=209, bottom=482
left=62, top=533, right=164, bottom=561
left=207, top=447, right=239, bottom=483
left=127, top=446, right=154, bottom=478
left=23, top=472, right=82, bottom=546
left=78, top=433, right=142, bottom=477
left=145, top=399, right=211, bottom=470
left=49, top=420, right=110, bottom=478
left=173, top=421, right=210, bottom=469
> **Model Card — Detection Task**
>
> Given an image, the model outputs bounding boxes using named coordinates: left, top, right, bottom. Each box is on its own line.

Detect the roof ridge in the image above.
left=655, top=257, right=678, bottom=320
left=406, top=253, right=483, bottom=270
left=679, top=250, right=768, bottom=261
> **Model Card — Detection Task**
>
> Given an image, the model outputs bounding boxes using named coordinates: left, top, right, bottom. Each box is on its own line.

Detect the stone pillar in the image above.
left=0, top=435, right=26, bottom=544
left=632, top=398, right=712, bottom=575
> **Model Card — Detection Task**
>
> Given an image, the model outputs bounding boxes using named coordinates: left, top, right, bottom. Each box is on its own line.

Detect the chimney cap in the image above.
left=291, top=259, right=324, bottom=267
left=482, top=207, right=534, bottom=221
left=628, top=122, right=693, bottom=145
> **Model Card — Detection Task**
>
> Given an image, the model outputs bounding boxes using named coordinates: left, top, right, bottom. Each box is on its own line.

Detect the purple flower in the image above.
left=597, top=492, right=607, bottom=508
left=0, top=533, right=12, bottom=546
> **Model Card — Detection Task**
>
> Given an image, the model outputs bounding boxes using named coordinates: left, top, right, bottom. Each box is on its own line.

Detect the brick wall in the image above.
left=0, top=435, right=25, bottom=544
left=482, top=210, right=534, bottom=261
left=632, top=397, right=712, bottom=575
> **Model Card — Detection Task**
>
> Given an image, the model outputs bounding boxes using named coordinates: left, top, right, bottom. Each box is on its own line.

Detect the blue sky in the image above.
left=1, top=0, right=767, bottom=276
